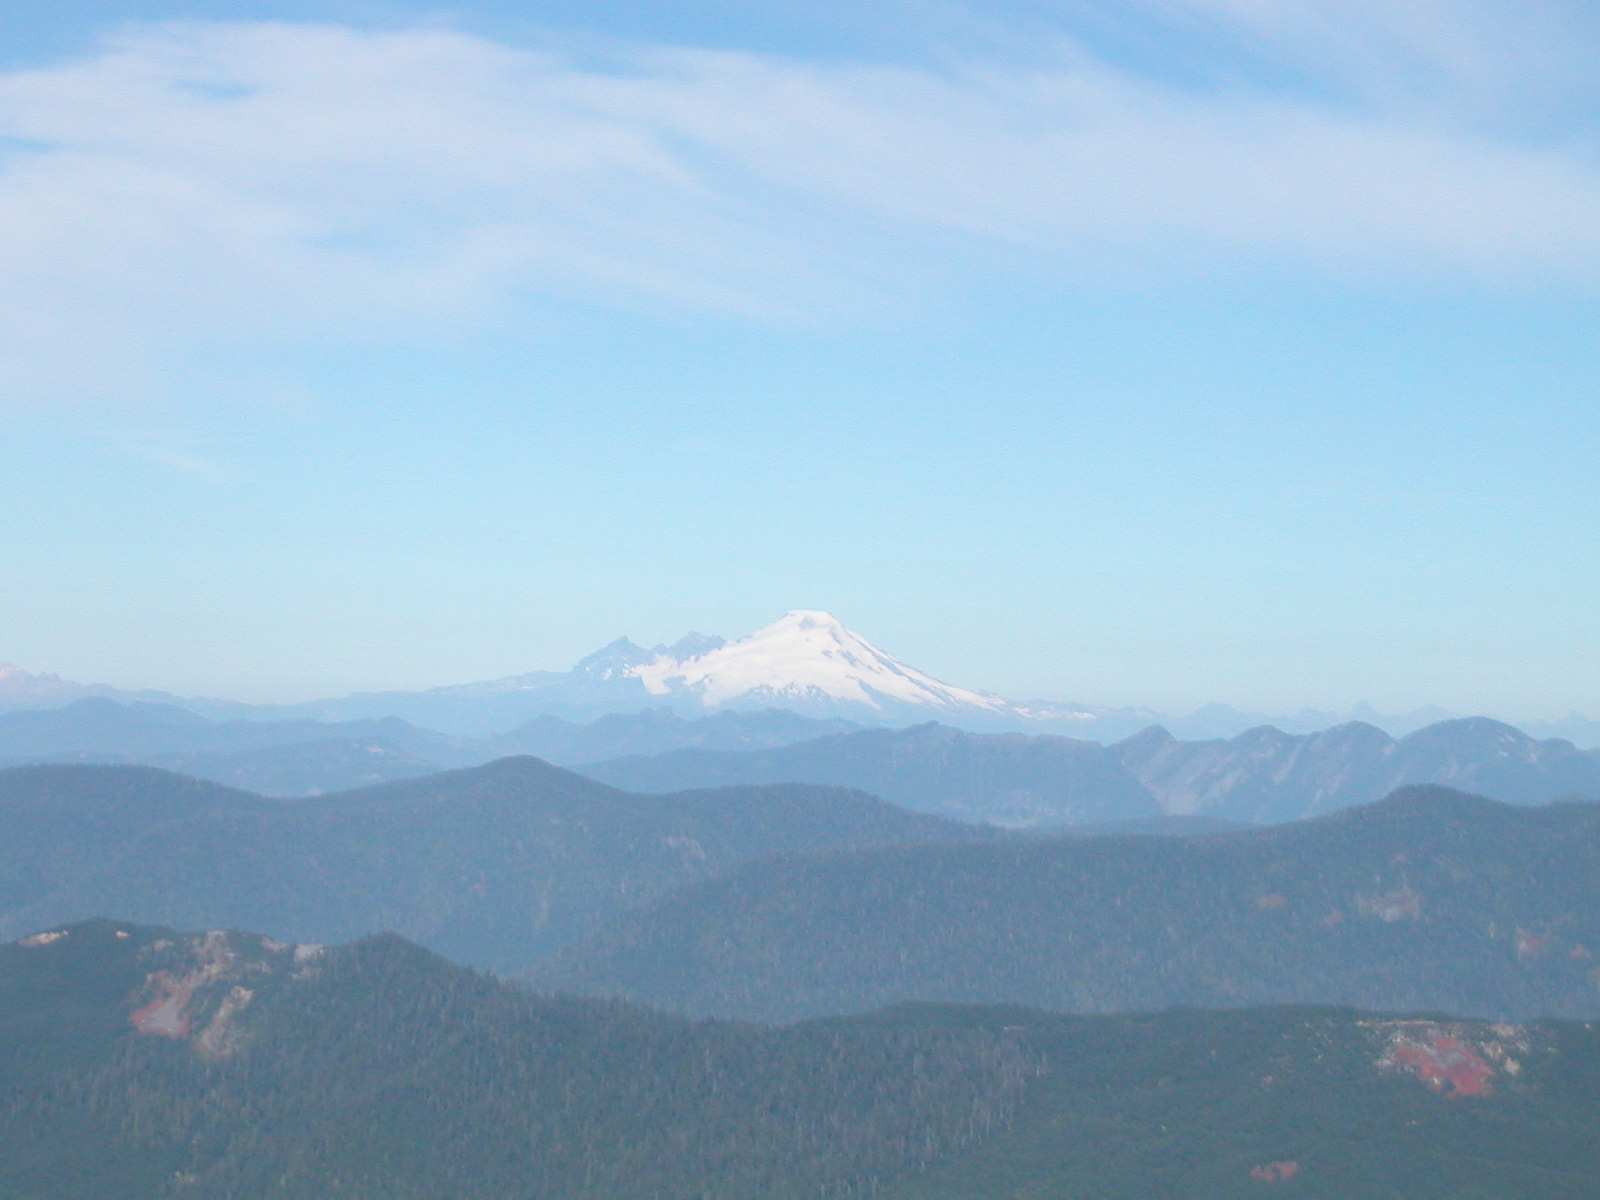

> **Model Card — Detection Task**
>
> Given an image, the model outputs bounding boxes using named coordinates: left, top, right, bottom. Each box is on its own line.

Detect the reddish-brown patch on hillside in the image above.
left=125, top=929, right=279, bottom=1050
left=1389, top=1035, right=1493, bottom=1096
left=129, top=971, right=197, bottom=1038
left=1372, top=1021, right=1529, bottom=1098
left=1249, top=1160, right=1299, bottom=1182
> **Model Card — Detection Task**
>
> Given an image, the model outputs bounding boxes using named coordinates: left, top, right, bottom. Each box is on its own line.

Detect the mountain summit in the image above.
left=287, top=610, right=1090, bottom=731
left=631, top=610, right=1009, bottom=718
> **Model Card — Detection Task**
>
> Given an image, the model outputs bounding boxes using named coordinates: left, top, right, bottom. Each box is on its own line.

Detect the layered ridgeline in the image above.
left=584, top=721, right=1161, bottom=826
left=10, top=613, right=1600, bottom=745
left=8, top=920, right=1600, bottom=1200
left=583, top=717, right=1600, bottom=826
left=1116, top=716, right=1600, bottom=823
left=4, top=699, right=1593, bottom=820
left=0, top=698, right=855, bottom=796
left=541, top=787, right=1600, bottom=1024
left=0, top=760, right=984, bottom=974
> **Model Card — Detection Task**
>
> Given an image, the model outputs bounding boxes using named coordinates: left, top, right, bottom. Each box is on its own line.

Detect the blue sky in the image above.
left=1, top=0, right=1597, bottom=715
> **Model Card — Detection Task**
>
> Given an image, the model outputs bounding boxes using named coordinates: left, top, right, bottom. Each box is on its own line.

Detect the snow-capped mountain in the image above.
left=8, top=622, right=1590, bottom=744
left=386, top=610, right=1041, bottom=727
left=631, top=610, right=1011, bottom=718
left=0, top=616, right=1116, bottom=734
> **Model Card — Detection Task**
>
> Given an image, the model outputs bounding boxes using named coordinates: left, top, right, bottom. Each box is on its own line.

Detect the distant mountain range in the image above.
left=540, top=786, right=1600, bottom=1024
left=11, top=610, right=1598, bottom=743
left=582, top=716, right=1600, bottom=826
left=9, top=918, right=1600, bottom=1199
left=0, top=759, right=983, bottom=973
left=0, top=698, right=855, bottom=796
left=0, top=612, right=1118, bottom=734
left=15, top=618, right=1600, bottom=1194
left=1116, top=716, right=1600, bottom=822
left=4, top=696, right=1598, bottom=824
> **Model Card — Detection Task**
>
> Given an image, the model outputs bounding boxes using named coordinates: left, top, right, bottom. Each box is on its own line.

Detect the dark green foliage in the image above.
left=0, top=760, right=986, bottom=973
left=542, top=786, right=1600, bottom=1022
left=0, top=922, right=1031, bottom=1200
left=5, top=921, right=1600, bottom=1199
left=881, top=1005, right=1600, bottom=1200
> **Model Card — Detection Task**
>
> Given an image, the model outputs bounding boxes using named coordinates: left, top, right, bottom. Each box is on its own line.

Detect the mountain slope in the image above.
left=0, top=921, right=1031, bottom=1200
left=582, top=721, right=1162, bottom=826
left=0, top=760, right=986, bottom=973
left=631, top=610, right=1014, bottom=720
left=8, top=920, right=1600, bottom=1199
left=540, top=786, right=1600, bottom=1022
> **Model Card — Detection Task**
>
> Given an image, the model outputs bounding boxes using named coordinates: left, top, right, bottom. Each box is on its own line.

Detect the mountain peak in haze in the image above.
left=631, top=610, right=1010, bottom=718
left=0, top=663, right=84, bottom=704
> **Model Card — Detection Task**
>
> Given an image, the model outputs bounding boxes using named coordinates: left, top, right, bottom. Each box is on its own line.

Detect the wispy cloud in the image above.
left=110, top=426, right=233, bottom=479
left=0, top=12, right=1595, bottom=408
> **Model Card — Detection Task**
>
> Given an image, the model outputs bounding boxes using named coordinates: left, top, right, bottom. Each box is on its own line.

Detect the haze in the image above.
left=1, top=0, right=1596, bottom=721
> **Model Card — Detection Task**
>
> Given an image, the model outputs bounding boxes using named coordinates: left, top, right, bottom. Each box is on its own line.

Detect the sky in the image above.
left=0, top=0, right=1597, bottom=716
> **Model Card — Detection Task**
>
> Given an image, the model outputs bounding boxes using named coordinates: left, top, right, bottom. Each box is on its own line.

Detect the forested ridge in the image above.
left=0, top=921, right=1035, bottom=1200
left=542, top=786, right=1600, bottom=1022
left=5, top=920, right=1600, bottom=1199
left=0, top=759, right=985, bottom=971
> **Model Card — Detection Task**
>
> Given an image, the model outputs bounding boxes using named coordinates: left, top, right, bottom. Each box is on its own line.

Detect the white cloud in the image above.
left=1053, top=0, right=1598, bottom=109
left=0, top=15, right=1596, bottom=408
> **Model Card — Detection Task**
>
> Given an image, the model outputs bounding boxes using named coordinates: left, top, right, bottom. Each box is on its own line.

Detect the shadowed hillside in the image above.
left=0, top=759, right=986, bottom=973
left=582, top=722, right=1162, bottom=826
left=541, top=786, right=1600, bottom=1023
